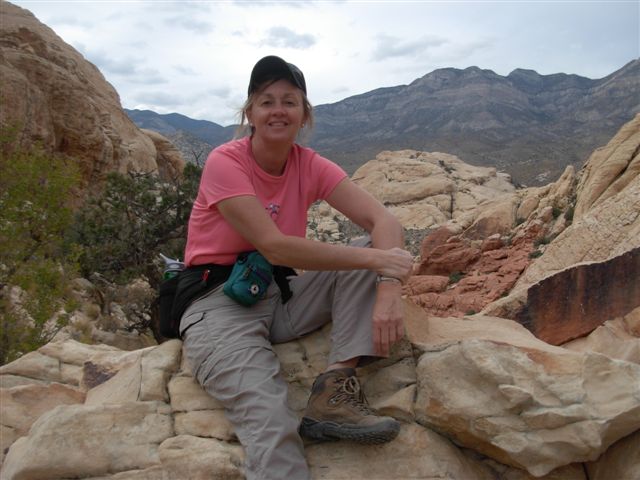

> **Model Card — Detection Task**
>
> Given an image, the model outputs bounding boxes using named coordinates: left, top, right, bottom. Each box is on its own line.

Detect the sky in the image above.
left=10, top=0, right=640, bottom=126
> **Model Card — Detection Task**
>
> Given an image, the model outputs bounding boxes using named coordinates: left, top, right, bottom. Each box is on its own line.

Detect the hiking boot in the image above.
left=299, top=367, right=400, bottom=444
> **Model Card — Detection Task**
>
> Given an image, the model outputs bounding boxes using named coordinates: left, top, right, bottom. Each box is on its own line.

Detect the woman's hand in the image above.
left=376, top=247, right=414, bottom=284
left=372, top=282, right=405, bottom=356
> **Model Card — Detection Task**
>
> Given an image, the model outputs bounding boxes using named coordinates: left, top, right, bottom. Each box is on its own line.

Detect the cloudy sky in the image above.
left=11, top=0, right=639, bottom=126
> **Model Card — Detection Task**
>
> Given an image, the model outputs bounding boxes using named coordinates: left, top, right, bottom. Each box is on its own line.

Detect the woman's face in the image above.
left=247, top=79, right=306, bottom=146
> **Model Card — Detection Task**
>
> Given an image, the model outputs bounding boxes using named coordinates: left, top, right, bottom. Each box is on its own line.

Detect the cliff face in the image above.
left=0, top=1, right=184, bottom=189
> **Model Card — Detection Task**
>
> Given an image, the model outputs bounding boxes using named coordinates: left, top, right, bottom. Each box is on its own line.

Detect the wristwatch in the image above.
left=376, top=275, right=402, bottom=285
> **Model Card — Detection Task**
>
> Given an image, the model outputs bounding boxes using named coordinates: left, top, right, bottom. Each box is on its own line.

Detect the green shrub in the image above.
left=69, top=163, right=201, bottom=287
left=448, top=271, right=464, bottom=284
left=0, top=132, right=81, bottom=364
left=564, top=205, right=575, bottom=223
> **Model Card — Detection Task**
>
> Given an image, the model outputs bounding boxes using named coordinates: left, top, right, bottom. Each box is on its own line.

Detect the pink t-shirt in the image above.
left=184, top=137, right=347, bottom=266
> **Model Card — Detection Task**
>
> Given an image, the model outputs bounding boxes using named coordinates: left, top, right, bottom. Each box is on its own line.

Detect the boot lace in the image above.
left=329, top=376, right=375, bottom=415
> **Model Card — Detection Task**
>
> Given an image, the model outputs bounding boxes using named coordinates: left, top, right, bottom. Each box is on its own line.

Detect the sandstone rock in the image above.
left=574, top=114, right=640, bottom=219
left=157, top=435, right=244, bottom=479
left=0, top=382, right=85, bottom=464
left=0, top=2, right=184, bottom=191
left=0, top=382, right=84, bottom=438
left=415, top=339, right=640, bottom=477
left=418, top=236, right=482, bottom=275
left=173, top=410, right=236, bottom=441
left=141, top=129, right=184, bottom=181
left=306, top=422, right=496, bottom=479
left=585, top=429, right=640, bottom=480
left=463, top=193, right=519, bottom=239
left=348, top=150, right=515, bottom=231
left=563, top=307, right=640, bottom=364
left=515, top=122, right=640, bottom=290
left=0, top=338, right=148, bottom=389
left=1, top=402, right=174, bottom=480
left=516, top=247, right=640, bottom=344
left=486, top=144, right=640, bottom=323
left=403, top=274, right=449, bottom=295
left=412, top=225, right=532, bottom=317
left=85, top=339, right=181, bottom=405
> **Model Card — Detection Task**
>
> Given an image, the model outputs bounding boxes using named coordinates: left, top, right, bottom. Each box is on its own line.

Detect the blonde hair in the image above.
left=234, top=80, right=314, bottom=140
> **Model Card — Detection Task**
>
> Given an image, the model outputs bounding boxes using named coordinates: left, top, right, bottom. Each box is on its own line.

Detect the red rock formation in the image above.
left=409, top=224, right=537, bottom=317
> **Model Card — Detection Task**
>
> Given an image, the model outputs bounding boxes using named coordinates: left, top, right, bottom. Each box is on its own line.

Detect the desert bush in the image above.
left=69, top=163, right=201, bottom=288
left=0, top=132, right=81, bottom=364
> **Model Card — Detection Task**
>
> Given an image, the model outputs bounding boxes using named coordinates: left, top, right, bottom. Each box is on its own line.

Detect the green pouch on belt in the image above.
left=223, top=251, right=273, bottom=306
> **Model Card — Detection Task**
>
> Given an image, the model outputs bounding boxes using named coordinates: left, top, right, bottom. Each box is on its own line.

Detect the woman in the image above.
left=180, top=55, right=414, bottom=480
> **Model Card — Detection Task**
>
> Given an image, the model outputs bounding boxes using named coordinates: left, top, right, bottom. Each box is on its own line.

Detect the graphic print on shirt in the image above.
left=266, top=203, right=281, bottom=219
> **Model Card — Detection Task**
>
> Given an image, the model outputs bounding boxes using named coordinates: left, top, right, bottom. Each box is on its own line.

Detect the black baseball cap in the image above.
left=248, top=55, right=307, bottom=96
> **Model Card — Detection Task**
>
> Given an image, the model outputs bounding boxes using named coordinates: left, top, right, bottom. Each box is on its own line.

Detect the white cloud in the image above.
left=263, top=26, right=316, bottom=49
left=11, top=0, right=639, bottom=125
left=371, top=34, right=449, bottom=61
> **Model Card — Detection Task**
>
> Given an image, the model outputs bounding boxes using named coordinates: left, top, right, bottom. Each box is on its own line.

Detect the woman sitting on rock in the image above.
left=180, top=55, right=414, bottom=480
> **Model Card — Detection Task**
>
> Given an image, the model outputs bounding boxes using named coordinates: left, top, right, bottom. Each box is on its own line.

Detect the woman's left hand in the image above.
left=371, top=283, right=405, bottom=357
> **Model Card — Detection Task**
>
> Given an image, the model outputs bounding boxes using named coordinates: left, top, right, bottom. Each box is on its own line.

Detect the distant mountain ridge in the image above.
left=126, top=59, right=639, bottom=185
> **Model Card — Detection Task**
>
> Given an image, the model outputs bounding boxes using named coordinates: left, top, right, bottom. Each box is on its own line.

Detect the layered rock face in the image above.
left=485, top=114, right=640, bottom=341
left=0, top=2, right=184, bottom=188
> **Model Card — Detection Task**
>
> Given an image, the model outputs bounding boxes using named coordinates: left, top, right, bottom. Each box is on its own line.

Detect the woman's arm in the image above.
left=216, top=186, right=412, bottom=281
left=326, top=178, right=409, bottom=356
left=324, top=178, right=404, bottom=252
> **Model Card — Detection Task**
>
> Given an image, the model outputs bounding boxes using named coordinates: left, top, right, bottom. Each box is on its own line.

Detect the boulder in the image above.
left=414, top=330, right=640, bottom=477
left=563, top=307, right=640, bottom=364
left=1, top=402, right=174, bottom=480
left=0, top=2, right=184, bottom=191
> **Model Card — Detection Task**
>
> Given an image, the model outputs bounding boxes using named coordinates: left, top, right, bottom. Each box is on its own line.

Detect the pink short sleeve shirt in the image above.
left=184, top=137, right=347, bottom=266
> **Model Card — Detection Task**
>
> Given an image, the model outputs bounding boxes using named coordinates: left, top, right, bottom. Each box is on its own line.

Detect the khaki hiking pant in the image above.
left=180, top=237, right=378, bottom=480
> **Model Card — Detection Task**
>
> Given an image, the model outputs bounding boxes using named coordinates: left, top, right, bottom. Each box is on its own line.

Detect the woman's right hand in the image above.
left=377, top=247, right=414, bottom=284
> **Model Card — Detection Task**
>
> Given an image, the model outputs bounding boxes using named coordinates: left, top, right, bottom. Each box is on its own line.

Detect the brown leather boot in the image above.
left=299, top=367, right=400, bottom=444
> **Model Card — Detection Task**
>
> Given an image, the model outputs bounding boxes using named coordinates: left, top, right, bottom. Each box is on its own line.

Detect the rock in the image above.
left=418, top=235, right=482, bottom=276
left=85, top=339, right=181, bottom=405
left=403, top=274, right=449, bottom=295
left=141, top=129, right=184, bottom=181
left=463, top=193, right=519, bottom=239
left=156, top=435, right=244, bottom=479
left=336, top=150, right=515, bottom=232
left=0, top=383, right=84, bottom=437
left=563, top=307, right=640, bottom=364
left=585, top=429, right=640, bottom=480
left=514, top=118, right=640, bottom=290
left=415, top=338, right=640, bottom=477
left=484, top=117, right=640, bottom=325
left=1, top=402, right=174, bottom=480
left=515, top=248, right=640, bottom=344
left=574, top=114, right=640, bottom=219
left=0, top=382, right=84, bottom=463
left=306, top=423, right=496, bottom=479
left=0, top=2, right=184, bottom=191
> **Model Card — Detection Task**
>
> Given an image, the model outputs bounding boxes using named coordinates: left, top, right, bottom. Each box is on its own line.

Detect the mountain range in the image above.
left=126, top=59, right=639, bottom=186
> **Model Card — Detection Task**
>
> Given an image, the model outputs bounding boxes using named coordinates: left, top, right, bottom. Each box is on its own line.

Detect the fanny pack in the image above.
left=158, top=253, right=297, bottom=339
left=158, top=264, right=232, bottom=339
left=223, top=251, right=274, bottom=306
